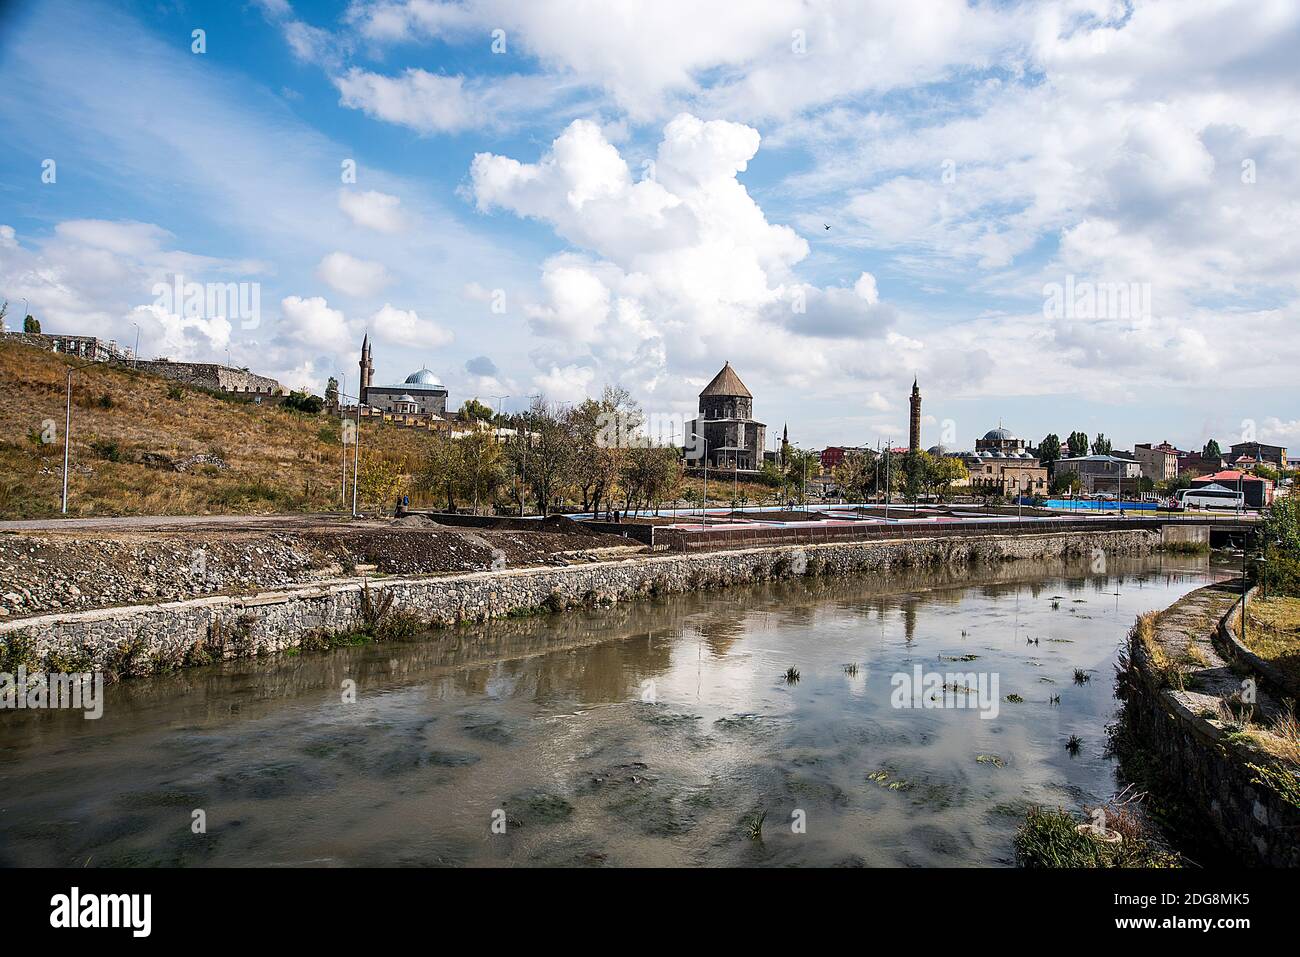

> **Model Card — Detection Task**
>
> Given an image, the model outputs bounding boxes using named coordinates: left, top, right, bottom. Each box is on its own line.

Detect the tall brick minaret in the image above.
left=359, top=334, right=374, bottom=404
left=908, top=377, right=922, bottom=452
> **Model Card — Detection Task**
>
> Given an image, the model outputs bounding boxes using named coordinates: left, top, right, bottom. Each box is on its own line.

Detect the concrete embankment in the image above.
left=1118, top=581, right=1300, bottom=867
left=0, top=528, right=1158, bottom=681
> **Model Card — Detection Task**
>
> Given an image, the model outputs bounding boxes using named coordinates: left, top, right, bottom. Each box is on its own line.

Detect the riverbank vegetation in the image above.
left=1014, top=806, right=1181, bottom=868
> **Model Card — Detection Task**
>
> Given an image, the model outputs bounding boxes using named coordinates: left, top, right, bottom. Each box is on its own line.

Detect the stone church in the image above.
left=689, top=362, right=766, bottom=472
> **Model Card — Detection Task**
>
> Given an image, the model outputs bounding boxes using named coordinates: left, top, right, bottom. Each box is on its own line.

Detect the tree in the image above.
left=1050, top=470, right=1082, bottom=496
left=282, top=390, right=323, bottom=413
left=419, top=433, right=464, bottom=511
left=1259, top=496, right=1300, bottom=596
left=324, top=376, right=339, bottom=410
left=832, top=450, right=878, bottom=501
left=620, top=445, right=680, bottom=514
left=460, top=397, right=495, bottom=423
left=357, top=452, right=405, bottom=508
left=1090, top=433, right=1112, bottom=455
left=23, top=314, right=40, bottom=333
left=457, top=430, right=504, bottom=514
left=783, top=447, right=819, bottom=504
left=929, top=454, right=969, bottom=500
left=900, top=449, right=933, bottom=502
left=1066, top=431, right=1089, bottom=457
left=758, top=459, right=785, bottom=489
left=508, top=399, right=573, bottom=516
left=1156, top=474, right=1191, bottom=497
left=1038, top=433, right=1062, bottom=473
left=568, top=386, right=635, bottom=515
left=1203, top=439, right=1222, bottom=460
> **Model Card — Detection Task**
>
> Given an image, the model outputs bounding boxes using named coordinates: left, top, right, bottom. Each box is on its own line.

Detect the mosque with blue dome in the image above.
left=358, top=334, right=449, bottom=416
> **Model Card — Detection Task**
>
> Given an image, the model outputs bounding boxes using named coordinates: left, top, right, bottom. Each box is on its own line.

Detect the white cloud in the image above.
left=279, top=295, right=352, bottom=353
left=470, top=114, right=900, bottom=403
left=129, top=302, right=232, bottom=360
left=334, top=67, right=474, bottom=134
left=316, top=251, right=391, bottom=297
left=338, top=189, right=407, bottom=233
left=369, top=302, right=453, bottom=348
left=0, top=219, right=262, bottom=361
left=55, top=219, right=171, bottom=256
left=535, top=363, right=596, bottom=404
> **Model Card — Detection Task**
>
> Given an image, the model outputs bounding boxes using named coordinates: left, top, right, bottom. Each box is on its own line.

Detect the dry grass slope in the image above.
left=0, top=340, right=433, bottom=518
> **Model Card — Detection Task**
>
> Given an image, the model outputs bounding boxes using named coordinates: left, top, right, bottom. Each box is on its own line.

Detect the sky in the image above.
left=1, top=0, right=1298, bottom=456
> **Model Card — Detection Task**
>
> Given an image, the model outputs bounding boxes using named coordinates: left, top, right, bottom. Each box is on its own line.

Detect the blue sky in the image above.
left=2, top=0, right=1298, bottom=456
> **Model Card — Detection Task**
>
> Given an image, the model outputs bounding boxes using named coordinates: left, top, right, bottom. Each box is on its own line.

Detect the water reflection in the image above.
left=0, top=553, right=1229, bottom=867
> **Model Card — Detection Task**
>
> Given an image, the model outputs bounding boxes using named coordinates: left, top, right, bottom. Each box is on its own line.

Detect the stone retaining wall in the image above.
left=0, top=528, right=1159, bottom=681
left=1122, top=583, right=1300, bottom=867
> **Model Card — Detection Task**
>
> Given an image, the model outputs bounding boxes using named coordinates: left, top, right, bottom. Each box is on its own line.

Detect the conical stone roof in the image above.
left=699, top=361, right=752, bottom=398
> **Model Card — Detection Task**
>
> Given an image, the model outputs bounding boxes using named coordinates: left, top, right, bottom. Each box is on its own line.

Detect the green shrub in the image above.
left=281, top=391, right=324, bottom=414
left=90, top=438, right=122, bottom=462
left=1258, top=543, right=1300, bottom=597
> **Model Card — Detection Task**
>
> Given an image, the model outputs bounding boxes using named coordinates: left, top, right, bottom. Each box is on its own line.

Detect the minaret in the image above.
left=781, top=423, right=790, bottom=465
left=359, top=334, right=374, bottom=404
left=908, top=377, right=922, bottom=452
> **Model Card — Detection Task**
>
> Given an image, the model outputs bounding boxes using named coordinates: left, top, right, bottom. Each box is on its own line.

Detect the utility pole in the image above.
left=131, top=321, right=140, bottom=368
left=351, top=391, right=361, bottom=518
left=61, top=367, right=73, bottom=514
left=338, top=375, right=348, bottom=506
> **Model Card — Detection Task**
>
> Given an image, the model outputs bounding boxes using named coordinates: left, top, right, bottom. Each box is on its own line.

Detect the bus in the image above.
left=1174, top=484, right=1245, bottom=510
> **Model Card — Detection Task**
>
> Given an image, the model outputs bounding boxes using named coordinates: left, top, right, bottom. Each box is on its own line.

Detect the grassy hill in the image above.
left=0, top=339, right=435, bottom=519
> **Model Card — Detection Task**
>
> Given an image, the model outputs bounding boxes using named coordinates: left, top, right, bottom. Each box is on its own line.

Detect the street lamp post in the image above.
left=131, top=321, right=140, bottom=368
left=518, top=394, right=540, bottom=517
left=61, top=367, right=73, bottom=514
left=885, top=440, right=892, bottom=521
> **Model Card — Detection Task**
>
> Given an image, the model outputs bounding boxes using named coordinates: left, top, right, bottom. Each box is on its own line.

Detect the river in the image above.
left=0, top=552, right=1233, bottom=867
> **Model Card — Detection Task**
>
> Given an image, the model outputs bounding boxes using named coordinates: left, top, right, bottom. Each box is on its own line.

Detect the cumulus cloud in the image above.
left=338, top=189, right=407, bottom=233
left=0, top=220, right=265, bottom=362
left=465, top=355, right=497, bottom=376
left=279, top=295, right=352, bottom=353
left=368, top=302, right=453, bottom=348
left=315, top=251, right=391, bottom=297
left=129, top=302, right=231, bottom=360
left=470, top=114, right=891, bottom=400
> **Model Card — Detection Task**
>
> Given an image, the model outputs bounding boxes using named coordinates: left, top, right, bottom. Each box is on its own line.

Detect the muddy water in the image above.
left=0, top=553, right=1232, bottom=867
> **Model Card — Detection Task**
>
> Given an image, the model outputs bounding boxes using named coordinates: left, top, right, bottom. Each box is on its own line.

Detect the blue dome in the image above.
left=404, top=368, right=442, bottom=386
left=983, top=427, right=1015, bottom=441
